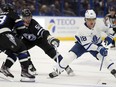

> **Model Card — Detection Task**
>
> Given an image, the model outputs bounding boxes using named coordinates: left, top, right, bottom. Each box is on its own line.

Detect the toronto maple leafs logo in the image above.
left=92, top=35, right=100, bottom=44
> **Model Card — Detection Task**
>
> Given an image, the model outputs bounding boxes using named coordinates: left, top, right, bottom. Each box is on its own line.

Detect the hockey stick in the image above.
left=100, top=56, right=105, bottom=71
left=99, top=41, right=110, bottom=71
left=51, top=41, right=60, bottom=63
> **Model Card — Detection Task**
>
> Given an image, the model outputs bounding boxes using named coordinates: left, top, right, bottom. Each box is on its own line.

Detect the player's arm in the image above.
left=34, top=22, right=50, bottom=39
left=75, top=35, right=107, bottom=57
left=34, top=21, right=60, bottom=47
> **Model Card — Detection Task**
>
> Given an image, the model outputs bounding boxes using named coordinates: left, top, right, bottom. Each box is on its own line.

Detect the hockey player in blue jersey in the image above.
left=0, top=8, right=74, bottom=77
left=49, top=9, right=116, bottom=78
left=0, top=3, right=35, bottom=82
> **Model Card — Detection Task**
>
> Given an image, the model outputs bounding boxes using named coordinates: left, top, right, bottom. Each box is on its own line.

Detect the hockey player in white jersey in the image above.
left=49, top=9, right=116, bottom=78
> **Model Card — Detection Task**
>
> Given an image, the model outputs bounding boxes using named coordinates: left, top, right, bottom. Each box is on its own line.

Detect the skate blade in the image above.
left=0, top=72, right=14, bottom=81
left=67, top=72, right=75, bottom=76
left=20, top=77, right=35, bottom=82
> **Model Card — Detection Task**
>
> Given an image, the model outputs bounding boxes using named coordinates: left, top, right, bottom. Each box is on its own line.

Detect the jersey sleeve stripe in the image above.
left=17, top=26, right=26, bottom=30
left=15, top=19, right=22, bottom=23
left=40, top=30, right=45, bottom=37
left=37, top=28, right=44, bottom=37
left=75, top=36, right=82, bottom=44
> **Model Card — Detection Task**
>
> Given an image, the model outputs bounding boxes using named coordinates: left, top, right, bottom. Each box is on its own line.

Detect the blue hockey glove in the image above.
left=97, top=46, right=108, bottom=57
left=47, top=36, right=60, bottom=47
left=104, top=36, right=113, bottom=46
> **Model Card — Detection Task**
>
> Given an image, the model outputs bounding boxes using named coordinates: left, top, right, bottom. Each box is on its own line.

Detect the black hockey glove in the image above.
left=47, top=36, right=60, bottom=47
left=23, top=33, right=37, bottom=41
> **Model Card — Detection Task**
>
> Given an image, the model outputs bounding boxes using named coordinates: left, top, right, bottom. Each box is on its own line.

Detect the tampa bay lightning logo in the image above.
left=48, top=19, right=56, bottom=33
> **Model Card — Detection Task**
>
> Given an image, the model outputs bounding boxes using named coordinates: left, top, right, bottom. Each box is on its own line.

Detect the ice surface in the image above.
left=0, top=41, right=116, bottom=87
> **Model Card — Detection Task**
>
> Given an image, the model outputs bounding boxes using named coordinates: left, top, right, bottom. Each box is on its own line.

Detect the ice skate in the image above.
left=0, top=62, right=14, bottom=81
left=29, top=64, right=38, bottom=76
left=111, top=69, right=116, bottom=78
left=20, top=68, right=35, bottom=82
left=65, top=65, right=75, bottom=76
left=49, top=65, right=64, bottom=78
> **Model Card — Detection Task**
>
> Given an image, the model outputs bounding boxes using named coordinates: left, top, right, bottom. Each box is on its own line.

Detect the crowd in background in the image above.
left=0, top=0, right=116, bottom=17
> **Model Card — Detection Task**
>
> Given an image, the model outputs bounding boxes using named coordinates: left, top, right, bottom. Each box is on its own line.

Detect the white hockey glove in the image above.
left=47, top=35, right=60, bottom=47
left=23, top=33, right=37, bottom=41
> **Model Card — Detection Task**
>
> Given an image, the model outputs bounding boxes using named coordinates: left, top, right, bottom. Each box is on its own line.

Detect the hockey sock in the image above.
left=46, top=47, right=63, bottom=63
left=59, top=52, right=77, bottom=68
left=28, top=58, right=36, bottom=71
left=54, top=54, right=63, bottom=64
left=18, top=51, right=30, bottom=66
left=4, top=53, right=17, bottom=68
left=97, top=53, right=115, bottom=71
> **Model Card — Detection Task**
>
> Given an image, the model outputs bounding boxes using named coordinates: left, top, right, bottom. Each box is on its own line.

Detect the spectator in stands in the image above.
left=12, top=0, right=36, bottom=15
left=63, top=2, right=76, bottom=16
left=2, top=0, right=114, bottom=17
left=25, top=0, right=36, bottom=13
left=108, top=0, right=116, bottom=8
left=39, top=5, right=48, bottom=16
left=49, top=4, right=61, bottom=16
left=81, top=0, right=90, bottom=16
left=54, top=0, right=61, bottom=11
left=64, top=0, right=78, bottom=16
left=94, top=0, right=103, bottom=16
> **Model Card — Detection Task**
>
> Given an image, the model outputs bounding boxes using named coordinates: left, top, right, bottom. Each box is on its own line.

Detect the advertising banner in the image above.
left=45, top=17, right=83, bottom=40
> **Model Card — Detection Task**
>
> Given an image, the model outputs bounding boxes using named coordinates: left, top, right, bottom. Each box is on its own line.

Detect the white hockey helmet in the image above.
left=85, top=9, right=96, bottom=19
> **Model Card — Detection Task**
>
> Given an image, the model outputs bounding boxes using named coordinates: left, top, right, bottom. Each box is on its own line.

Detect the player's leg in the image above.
left=20, top=38, right=37, bottom=75
left=37, top=39, right=74, bottom=75
left=0, top=33, right=35, bottom=81
left=0, top=50, right=17, bottom=80
left=3, top=50, right=17, bottom=68
left=12, top=36, right=35, bottom=82
left=1, top=38, right=37, bottom=76
left=17, top=51, right=35, bottom=82
left=90, top=51, right=116, bottom=78
left=49, top=42, right=87, bottom=78
left=3, top=50, right=37, bottom=76
left=98, top=54, right=116, bottom=78
left=0, top=34, right=17, bottom=80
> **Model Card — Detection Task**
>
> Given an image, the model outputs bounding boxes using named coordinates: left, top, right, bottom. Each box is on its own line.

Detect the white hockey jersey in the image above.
left=75, top=22, right=113, bottom=51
